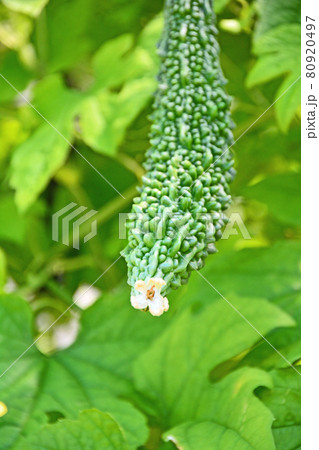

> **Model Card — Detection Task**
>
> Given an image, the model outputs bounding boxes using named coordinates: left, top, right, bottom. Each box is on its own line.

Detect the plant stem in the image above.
left=77, top=183, right=138, bottom=239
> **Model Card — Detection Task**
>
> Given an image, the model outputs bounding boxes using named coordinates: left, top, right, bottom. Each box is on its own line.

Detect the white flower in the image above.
left=131, top=278, right=169, bottom=316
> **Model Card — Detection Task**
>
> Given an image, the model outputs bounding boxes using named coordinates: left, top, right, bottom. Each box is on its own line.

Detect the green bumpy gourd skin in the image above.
left=122, top=0, right=235, bottom=315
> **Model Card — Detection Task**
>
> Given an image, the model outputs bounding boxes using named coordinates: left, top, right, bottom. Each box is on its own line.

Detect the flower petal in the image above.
left=148, top=277, right=166, bottom=290
left=148, top=295, right=166, bottom=316
left=134, top=280, right=147, bottom=294
left=163, top=296, right=169, bottom=312
left=131, top=293, right=148, bottom=310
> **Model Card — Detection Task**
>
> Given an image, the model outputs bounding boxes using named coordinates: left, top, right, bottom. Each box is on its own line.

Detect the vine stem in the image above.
left=20, top=183, right=138, bottom=299
left=77, top=183, right=138, bottom=239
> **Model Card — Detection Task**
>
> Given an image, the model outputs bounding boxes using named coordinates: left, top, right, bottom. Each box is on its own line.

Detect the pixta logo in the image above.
left=52, top=203, right=97, bottom=249
left=118, top=211, right=251, bottom=240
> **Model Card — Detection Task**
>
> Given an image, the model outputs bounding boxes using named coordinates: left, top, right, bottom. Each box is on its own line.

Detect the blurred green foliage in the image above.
left=0, top=0, right=300, bottom=449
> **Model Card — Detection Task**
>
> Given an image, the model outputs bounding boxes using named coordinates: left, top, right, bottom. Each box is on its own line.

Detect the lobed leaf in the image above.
left=257, top=368, right=301, bottom=450
left=79, top=78, right=156, bottom=156
left=247, top=24, right=301, bottom=131
left=133, top=295, right=294, bottom=427
left=0, top=291, right=163, bottom=447
left=20, top=409, right=130, bottom=449
left=255, top=0, right=301, bottom=37
left=164, top=368, right=276, bottom=450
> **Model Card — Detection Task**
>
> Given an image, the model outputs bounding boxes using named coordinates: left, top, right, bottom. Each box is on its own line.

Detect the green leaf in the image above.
left=257, top=368, right=301, bottom=449
left=92, top=34, right=134, bottom=90
left=0, top=248, right=6, bottom=291
left=0, top=5, right=33, bottom=49
left=0, top=295, right=46, bottom=448
left=243, top=173, right=301, bottom=226
left=32, top=74, right=83, bottom=126
left=0, top=195, right=26, bottom=244
left=2, top=0, right=48, bottom=18
left=164, top=369, right=275, bottom=450
left=181, top=241, right=300, bottom=305
left=255, top=0, right=301, bottom=37
left=45, top=0, right=92, bottom=72
left=9, top=75, right=83, bottom=211
left=275, top=73, right=301, bottom=132
left=181, top=242, right=300, bottom=372
left=0, top=52, right=31, bottom=103
left=232, top=126, right=300, bottom=192
left=78, top=26, right=160, bottom=157
left=79, top=78, right=156, bottom=156
left=92, top=34, right=154, bottom=91
left=137, top=14, right=162, bottom=65
left=247, top=24, right=301, bottom=131
left=21, top=409, right=130, bottom=449
left=0, top=290, right=166, bottom=447
left=9, top=124, right=71, bottom=212
left=133, top=295, right=293, bottom=429
left=54, top=285, right=168, bottom=398
left=165, top=421, right=253, bottom=450
left=214, top=0, right=231, bottom=14
left=239, top=295, right=300, bottom=371
left=253, top=24, right=301, bottom=60
left=76, top=23, right=160, bottom=156
left=247, top=24, right=301, bottom=87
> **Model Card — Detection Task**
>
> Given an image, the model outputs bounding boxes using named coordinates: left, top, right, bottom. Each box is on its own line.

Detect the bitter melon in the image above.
left=121, top=0, right=235, bottom=316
